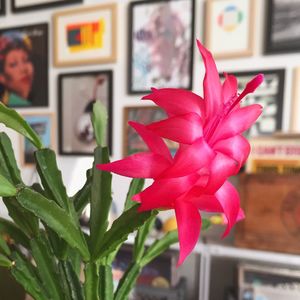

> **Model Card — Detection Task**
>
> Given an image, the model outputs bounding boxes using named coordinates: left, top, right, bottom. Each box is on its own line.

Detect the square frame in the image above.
left=0, top=0, right=5, bottom=15
left=53, top=4, right=117, bottom=67
left=21, top=112, right=55, bottom=166
left=205, top=0, right=255, bottom=59
left=0, top=23, right=49, bottom=107
left=58, top=70, right=113, bottom=156
left=128, top=0, right=195, bottom=94
left=123, top=106, right=178, bottom=157
left=11, top=0, right=82, bottom=13
left=265, top=0, right=300, bottom=54
left=225, top=69, right=285, bottom=138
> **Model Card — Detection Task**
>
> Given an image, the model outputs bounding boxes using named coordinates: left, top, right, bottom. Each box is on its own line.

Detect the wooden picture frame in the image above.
left=291, top=67, right=300, bottom=132
left=53, top=3, right=117, bottom=67
left=11, top=0, right=82, bottom=13
left=0, top=23, right=48, bottom=107
left=58, top=70, right=113, bottom=156
left=21, top=112, right=55, bottom=166
left=265, top=0, right=300, bottom=54
left=223, top=69, right=285, bottom=138
left=128, top=0, right=195, bottom=94
left=123, top=106, right=178, bottom=157
left=205, top=0, right=255, bottom=59
left=0, top=0, right=6, bottom=15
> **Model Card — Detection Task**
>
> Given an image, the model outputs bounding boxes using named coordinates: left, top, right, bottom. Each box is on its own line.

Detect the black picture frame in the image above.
left=0, top=0, right=6, bottom=15
left=128, top=0, right=195, bottom=94
left=223, top=69, right=285, bottom=138
left=58, top=70, right=113, bottom=156
left=0, top=23, right=48, bottom=108
left=265, top=0, right=300, bottom=54
left=11, top=0, right=82, bottom=13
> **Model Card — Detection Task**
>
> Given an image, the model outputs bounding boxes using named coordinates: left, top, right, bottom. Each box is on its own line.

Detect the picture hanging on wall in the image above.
left=0, top=0, right=5, bottom=15
left=0, top=23, right=48, bottom=107
left=123, top=106, right=178, bottom=157
left=291, top=67, right=300, bottom=132
left=128, top=0, right=195, bottom=94
left=54, top=4, right=117, bottom=67
left=58, top=70, right=113, bottom=155
left=205, top=0, right=255, bottom=59
left=222, top=69, right=285, bottom=138
left=11, top=0, right=82, bottom=13
left=21, top=113, right=55, bottom=166
left=265, top=0, right=300, bottom=54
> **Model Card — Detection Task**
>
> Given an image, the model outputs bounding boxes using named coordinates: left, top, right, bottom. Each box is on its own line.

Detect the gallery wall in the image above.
left=0, top=0, right=300, bottom=217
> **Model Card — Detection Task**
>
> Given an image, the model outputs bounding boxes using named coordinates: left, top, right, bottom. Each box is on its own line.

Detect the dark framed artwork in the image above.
left=128, top=0, right=195, bottom=94
left=21, top=112, right=55, bottom=166
left=0, top=0, right=5, bottom=15
left=123, top=106, right=178, bottom=157
left=0, top=23, right=48, bottom=107
left=265, top=0, right=300, bottom=54
left=222, top=69, right=285, bottom=138
left=11, top=0, right=82, bottom=13
left=58, top=70, right=113, bottom=156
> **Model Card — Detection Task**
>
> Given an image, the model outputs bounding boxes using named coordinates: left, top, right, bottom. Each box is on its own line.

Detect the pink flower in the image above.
left=98, top=41, right=263, bottom=265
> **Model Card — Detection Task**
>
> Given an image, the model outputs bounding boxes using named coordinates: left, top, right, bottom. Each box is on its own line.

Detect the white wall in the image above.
left=0, top=0, right=300, bottom=217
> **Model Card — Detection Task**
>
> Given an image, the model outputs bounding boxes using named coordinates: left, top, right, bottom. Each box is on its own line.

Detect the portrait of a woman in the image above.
left=0, top=24, right=48, bottom=107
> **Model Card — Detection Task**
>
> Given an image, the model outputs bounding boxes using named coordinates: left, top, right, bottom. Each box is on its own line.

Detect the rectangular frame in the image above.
left=0, top=23, right=49, bottom=107
left=11, top=0, right=82, bottom=13
left=265, top=0, right=300, bottom=54
left=0, top=0, right=5, bottom=15
left=21, top=112, right=55, bottom=166
left=224, top=69, right=285, bottom=138
left=123, top=106, right=178, bottom=157
left=58, top=70, right=113, bottom=156
left=128, top=0, right=195, bottom=94
left=205, top=0, right=255, bottom=59
left=53, top=4, right=117, bottom=67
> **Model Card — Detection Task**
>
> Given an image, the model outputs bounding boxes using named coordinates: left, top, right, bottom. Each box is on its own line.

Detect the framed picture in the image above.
left=222, top=69, right=285, bottom=138
left=0, top=0, right=5, bottom=15
left=291, top=67, right=300, bottom=132
left=53, top=4, right=117, bottom=67
left=128, top=0, right=195, bottom=94
left=58, top=70, right=113, bottom=156
left=0, top=23, right=48, bottom=108
left=11, top=0, right=82, bottom=13
left=205, top=0, right=255, bottom=59
left=265, top=0, right=300, bottom=54
left=123, top=106, right=178, bottom=157
left=21, top=113, right=55, bottom=166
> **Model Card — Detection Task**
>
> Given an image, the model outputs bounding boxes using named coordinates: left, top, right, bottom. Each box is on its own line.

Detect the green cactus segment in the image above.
left=0, top=173, right=17, bottom=196
left=0, top=233, right=11, bottom=256
left=99, top=264, right=113, bottom=300
left=0, top=253, right=12, bottom=267
left=84, top=262, right=100, bottom=300
left=124, top=178, right=145, bottom=211
left=92, top=101, right=108, bottom=146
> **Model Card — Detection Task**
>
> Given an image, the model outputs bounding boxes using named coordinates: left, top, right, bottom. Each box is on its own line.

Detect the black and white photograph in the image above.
left=58, top=70, right=113, bottom=155
left=265, top=0, right=300, bottom=54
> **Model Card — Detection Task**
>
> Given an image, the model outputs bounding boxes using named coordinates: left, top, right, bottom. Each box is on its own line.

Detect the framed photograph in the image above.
left=53, top=4, right=117, bottom=67
left=222, top=69, right=285, bottom=138
left=123, top=106, right=178, bottom=157
left=291, top=67, right=300, bottom=131
left=0, top=23, right=48, bottom=107
left=128, top=0, right=195, bottom=94
left=0, top=0, right=5, bottom=15
left=11, top=0, right=82, bottom=13
left=265, top=0, right=300, bottom=54
left=21, top=113, right=55, bottom=166
left=205, top=0, right=255, bottom=59
left=58, top=70, right=113, bottom=156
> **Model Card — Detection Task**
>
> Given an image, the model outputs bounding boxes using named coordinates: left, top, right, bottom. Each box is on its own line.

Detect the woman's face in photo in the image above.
left=1, top=48, right=34, bottom=99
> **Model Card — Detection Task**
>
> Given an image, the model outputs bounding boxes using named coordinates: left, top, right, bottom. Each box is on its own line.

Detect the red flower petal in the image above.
left=222, top=73, right=238, bottom=104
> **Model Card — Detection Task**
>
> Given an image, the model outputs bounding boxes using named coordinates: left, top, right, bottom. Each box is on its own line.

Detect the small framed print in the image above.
left=265, top=0, right=300, bottom=54
left=11, top=0, right=82, bottom=13
left=223, top=69, right=285, bottom=137
left=58, top=70, right=113, bottom=156
left=205, top=0, right=255, bottom=59
left=53, top=4, right=117, bottom=67
left=123, top=106, right=178, bottom=157
left=21, top=113, right=55, bottom=166
left=0, top=0, right=5, bottom=15
left=0, top=23, right=48, bottom=107
left=128, top=0, right=195, bottom=94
